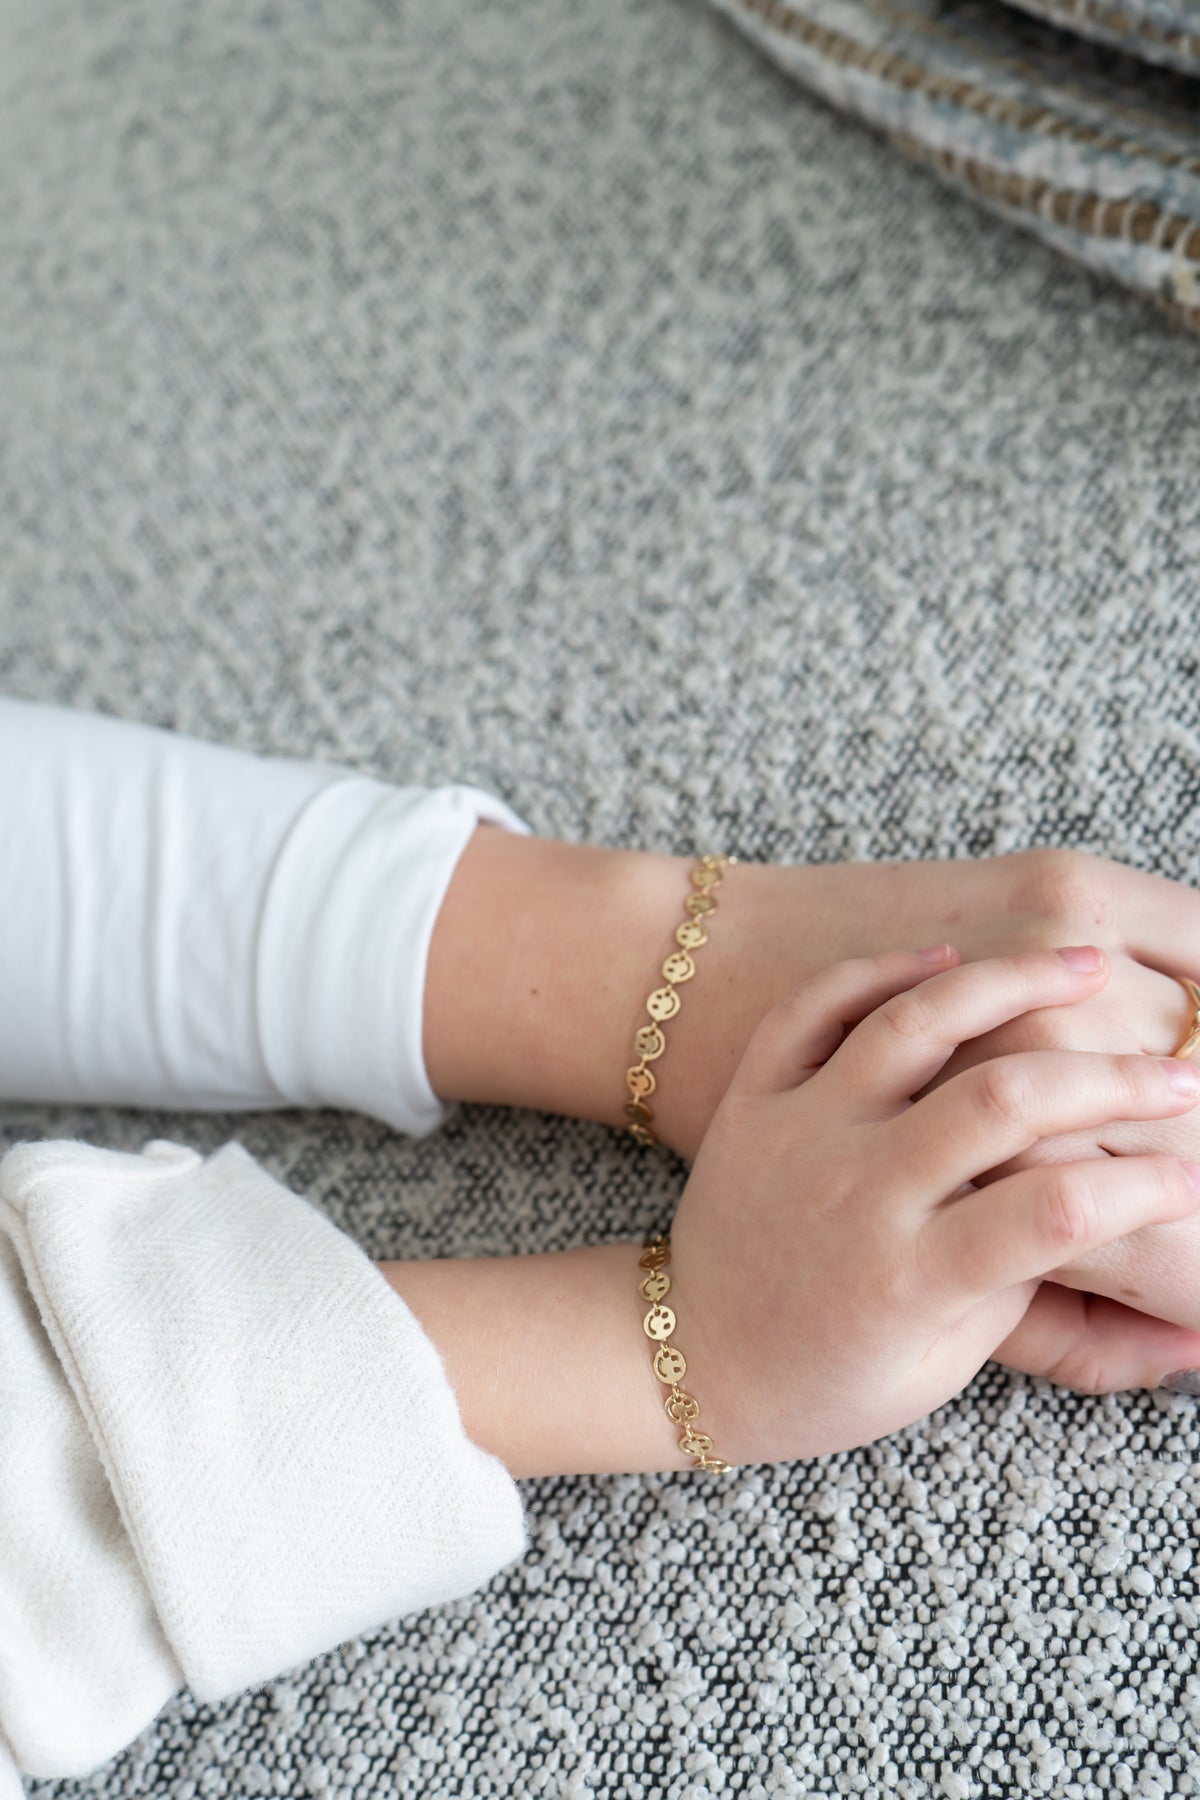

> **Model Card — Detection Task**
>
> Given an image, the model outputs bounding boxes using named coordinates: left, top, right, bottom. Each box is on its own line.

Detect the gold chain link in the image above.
left=639, top=1232, right=734, bottom=1475
left=623, top=853, right=736, bottom=1146
left=626, top=852, right=737, bottom=1474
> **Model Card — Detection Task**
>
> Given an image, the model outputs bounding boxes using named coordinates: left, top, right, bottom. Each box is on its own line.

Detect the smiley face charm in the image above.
left=626, top=1065, right=656, bottom=1101
left=653, top=1344, right=687, bottom=1384
left=661, top=951, right=695, bottom=985
left=664, top=1389, right=699, bottom=1424
left=684, top=892, right=716, bottom=919
left=675, top=919, right=708, bottom=951
left=647, top=985, right=681, bottom=1022
left=639, top=1268, right=671, bottom=1302
left=680, top=1430, right=714, bottom=1459
left=643, top=1303, right=677, bottom=1341
left=635, top=1023, right=667, bottom=1061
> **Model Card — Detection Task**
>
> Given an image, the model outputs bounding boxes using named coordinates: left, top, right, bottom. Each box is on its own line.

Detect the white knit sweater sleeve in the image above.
left=0, top=699, right=535, bottom=1794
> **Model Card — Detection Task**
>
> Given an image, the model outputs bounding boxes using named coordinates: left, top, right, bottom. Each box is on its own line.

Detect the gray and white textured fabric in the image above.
left=4, top=0, right=1200, bottom=1796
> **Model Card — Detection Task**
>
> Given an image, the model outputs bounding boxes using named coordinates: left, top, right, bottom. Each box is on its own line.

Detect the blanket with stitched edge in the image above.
left=710, top=0, right=1200, bottom=333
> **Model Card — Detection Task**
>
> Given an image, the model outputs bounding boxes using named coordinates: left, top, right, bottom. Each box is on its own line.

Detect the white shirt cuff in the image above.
left=256, top=776, right=530, bottom=1135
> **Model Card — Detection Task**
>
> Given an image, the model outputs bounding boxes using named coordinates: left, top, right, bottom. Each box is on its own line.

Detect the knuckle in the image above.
left=1015, top=847, right=1116, bottom=936
left=1047, top=1345, right=1111, bottom=1397
left=1039, top=1167, right=1103, bottom=1255
left=714, top=1083, right=764, bottom=1135
left=878, top=988, right=940, bottom=1044
left=1152, top=1155, right=1193, bottom=1212
left=972, top=1058, right=1031, bottom=1132
left=774, top=978, right=819, bottom=1021
left=1118, top=1053, right=1166, bottom=1108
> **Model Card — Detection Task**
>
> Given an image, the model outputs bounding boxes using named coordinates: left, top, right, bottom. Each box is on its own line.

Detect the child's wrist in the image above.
left=422, top=826, right=800, bottom=1163
left=379, top=1243, right=689, bottom=1477
left=423, top=825, right=696, bottom=1137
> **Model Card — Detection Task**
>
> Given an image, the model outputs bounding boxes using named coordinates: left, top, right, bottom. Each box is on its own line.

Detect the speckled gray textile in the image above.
left=5, top=0, right=1200, bottom=1796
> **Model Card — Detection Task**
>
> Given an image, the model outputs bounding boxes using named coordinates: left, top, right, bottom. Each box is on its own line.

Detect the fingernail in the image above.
left=915, top=944, right=954, bottom=964
left=1183, top=1162, right=1200, bottom=1189
left=1160, top=1369, right=1200, bottom=1395
left=1055, top=945, right=1104, bottom=972
left=1163, top=1063, right=1200, bottom=1098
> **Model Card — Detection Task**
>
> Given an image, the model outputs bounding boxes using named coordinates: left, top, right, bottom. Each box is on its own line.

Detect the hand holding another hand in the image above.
left=665, top=946, right=1200, bottom=1470
left=663, top=847, right=1200, bottom=1378
left=420, top=831, right=1200, bottom=1465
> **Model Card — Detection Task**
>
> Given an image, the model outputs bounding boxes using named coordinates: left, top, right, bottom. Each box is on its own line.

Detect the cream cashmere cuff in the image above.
left=0, top=1135, right=530, bottom=1795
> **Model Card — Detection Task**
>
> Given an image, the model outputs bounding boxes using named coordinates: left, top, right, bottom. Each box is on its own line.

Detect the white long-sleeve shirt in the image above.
left=0, top=696, right=534, bottom=1797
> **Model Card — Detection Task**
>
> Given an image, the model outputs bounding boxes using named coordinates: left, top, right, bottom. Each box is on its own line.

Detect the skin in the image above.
left=667, top=946, right=1200, bottom=1466
left=422, top=830, right=1200, bottom=1354
left=387, top=944, right=1200, bottom=1477
left=374, top=834, right=1200, bottom=1475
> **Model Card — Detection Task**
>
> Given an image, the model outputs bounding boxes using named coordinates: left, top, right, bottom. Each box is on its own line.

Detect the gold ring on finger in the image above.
left=1171, top=976, right=1200, bottom=1060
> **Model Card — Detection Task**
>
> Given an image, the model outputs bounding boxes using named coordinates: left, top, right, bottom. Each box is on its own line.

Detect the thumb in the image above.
left=730, top=945, right=961, bottom=1099
left=994, top=1282, right=1200, bottom=1395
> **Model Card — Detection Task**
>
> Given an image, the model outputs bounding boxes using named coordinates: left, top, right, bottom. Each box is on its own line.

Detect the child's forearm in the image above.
left=378, top=1243, right=698, bottom=1478
left=422, top=827, right=1200, bottom=1175
left=422, top=826, right=762, bottom=1159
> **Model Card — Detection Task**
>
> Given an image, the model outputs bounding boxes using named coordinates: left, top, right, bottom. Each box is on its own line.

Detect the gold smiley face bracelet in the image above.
left=625, top=854, right=737, bottom=1476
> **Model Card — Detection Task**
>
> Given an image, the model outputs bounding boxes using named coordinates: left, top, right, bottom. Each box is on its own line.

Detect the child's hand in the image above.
left=666, top=946, right=1200, bottom=1468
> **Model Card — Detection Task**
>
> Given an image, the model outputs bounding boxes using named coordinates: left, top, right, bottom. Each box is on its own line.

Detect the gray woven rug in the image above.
left=5, top=0, right=1200, bottom=1795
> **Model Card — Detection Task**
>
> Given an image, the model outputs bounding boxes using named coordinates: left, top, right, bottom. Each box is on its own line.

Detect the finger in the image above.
left=924, top=1154, right=1200, bottom=1308
left=832, top=947, right=1112, bottom=1116
left=993, top=1283, right=1200, bottom=1396
left=731, top=945, right=961, bottom=1098
left=1001, top=1060, right=1200, bottom=1173
left=973, top=1118, right=1192, bottom=1192
left=969, top=1128, right=1109, bottom=1192
left=1097, top=1112, right=1200, bottom=1160
left=897, top=1049, right=1200, bottom=1202
left=1122, top=962, right=1200, bottom=1059
left=1019, top=1202, right=1200, bottom=1329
